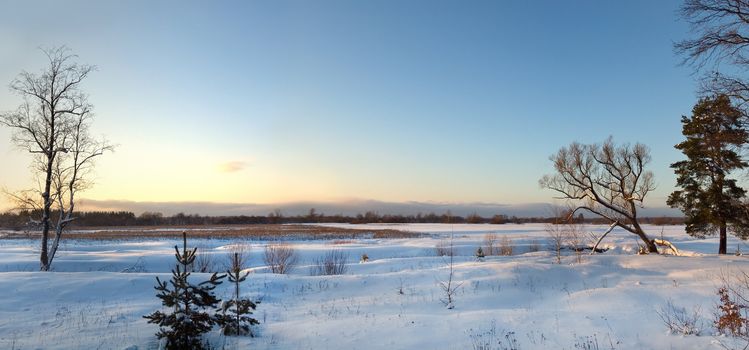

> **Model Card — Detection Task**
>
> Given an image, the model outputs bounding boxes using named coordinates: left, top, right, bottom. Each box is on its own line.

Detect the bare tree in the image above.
left=539, top=137, right=659, bottom=253
left=498, top=235, right=514, bottom=256
left=437, top=233, right=462, bottom=309
left=546, top=207, right=573, bottom=264
left=546, top=223, right=566, bottom=264
left=1, top=46, right=110, bottom=270
left=566, top=221, right=587, bottom=263
left=676, top=0, right=749, bottom=109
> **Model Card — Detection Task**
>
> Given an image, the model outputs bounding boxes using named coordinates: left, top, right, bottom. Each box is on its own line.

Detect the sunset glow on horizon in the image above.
left=1, top=1, right=697, bottom=214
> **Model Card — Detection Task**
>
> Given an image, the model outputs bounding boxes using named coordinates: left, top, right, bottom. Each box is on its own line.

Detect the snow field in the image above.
left=0, top=223, right=747, bottom=349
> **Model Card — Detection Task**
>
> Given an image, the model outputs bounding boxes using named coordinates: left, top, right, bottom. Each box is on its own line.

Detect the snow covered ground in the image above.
left=1, top=223, right=749, bottom=349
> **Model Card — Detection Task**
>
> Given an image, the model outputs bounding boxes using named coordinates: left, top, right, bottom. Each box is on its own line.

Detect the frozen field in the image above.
left=1, top=223, right=749, bottom=349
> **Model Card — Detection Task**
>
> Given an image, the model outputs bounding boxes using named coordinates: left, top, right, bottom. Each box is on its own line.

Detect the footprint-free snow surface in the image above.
left=0, top=223, right=747, bottom=349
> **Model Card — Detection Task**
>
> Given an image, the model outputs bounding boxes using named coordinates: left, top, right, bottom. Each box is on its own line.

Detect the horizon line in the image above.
left=60, top=198, right=682, bottom=218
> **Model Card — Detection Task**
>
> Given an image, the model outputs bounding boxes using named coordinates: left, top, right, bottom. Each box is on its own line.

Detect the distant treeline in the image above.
left=0, top=209, right=685, bottom=229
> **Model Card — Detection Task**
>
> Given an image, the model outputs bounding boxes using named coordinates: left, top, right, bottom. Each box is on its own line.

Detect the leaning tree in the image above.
left=539, top=137, right=659, bottom=253
left=0, top=46, right=111, bottom=271
left=668, top=95, right=749, bottom=254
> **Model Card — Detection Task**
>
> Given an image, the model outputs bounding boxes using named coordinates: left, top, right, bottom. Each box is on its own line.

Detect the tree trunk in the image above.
left=39, top=151, right=54, bottom=271
left=720, top=222, right=727, bottom=255
left=631, top=221, right=659, bottom=254
left=48, top=221, right=65, bottom=268
left=39, top=217, right=50, bottom=271
left=40, top=88, right=57, bottom=271
left=644, top=237, right=659, bottom=253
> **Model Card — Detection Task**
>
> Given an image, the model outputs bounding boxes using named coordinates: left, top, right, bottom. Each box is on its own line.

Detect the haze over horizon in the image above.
left=1, top=1, right=697, bottom=215
left=73, top=198, right=682, bottom=218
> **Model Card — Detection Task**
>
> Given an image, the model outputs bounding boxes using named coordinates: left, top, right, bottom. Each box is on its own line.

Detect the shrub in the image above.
left=483, top=234, right=498, bottom=256
left=716, top=286, right=748, bottom=336
left=656, top=299, right=703, bottom=335
left=546, top=223, right=565, bottom=264
left=310, top=250, right=349, bottom=276
left=263, top=243, right=299, bottom=274
left=573, top=334, right=602, bottom=350
left=224, top=242, right=250, bottom=272
left=498, top=236, right=513, bottom=256
left=191, top=244, right=216, bottom=273
left=466, top=320, right=519, bottom=350
left=435, top=240, right=455, bottom=256
left=528, top=239, right=541, bottom=253
left=565, top=223, right=586, bottom=263
left=396, top=277, right=406, bottom=295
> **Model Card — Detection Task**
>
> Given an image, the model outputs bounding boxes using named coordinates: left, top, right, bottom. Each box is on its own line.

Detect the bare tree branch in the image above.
left=677, top=0, right=749, bottom=113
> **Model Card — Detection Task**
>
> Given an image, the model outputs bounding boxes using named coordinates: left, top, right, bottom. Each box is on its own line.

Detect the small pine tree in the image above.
left=144, top=232, right=226, bottom=350
left=475, top=247, right=485, bottom=260
left=218, top=252, right=260, bottom=336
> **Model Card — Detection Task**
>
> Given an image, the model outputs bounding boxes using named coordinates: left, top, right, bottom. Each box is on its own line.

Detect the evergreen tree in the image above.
left=218, top=252, right=260, bottom=336
left=144, top=232, right=226, bottom=349
left=668, top=95, right=749, bottom=254
left=475, top=247, right=485, bottom=260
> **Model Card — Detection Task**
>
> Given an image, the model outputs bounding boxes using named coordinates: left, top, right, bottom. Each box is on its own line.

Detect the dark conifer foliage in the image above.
left=144, top=232, right=226, bottom=349
left=475, top=247, right=486, bottom=260
left=218, top=252, right=260, bottom=336
left=668, top=95, right=749, bottom=254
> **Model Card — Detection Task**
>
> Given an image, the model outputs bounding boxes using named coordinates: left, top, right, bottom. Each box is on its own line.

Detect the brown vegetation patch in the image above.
left=0, top=224, right=418, bottom=241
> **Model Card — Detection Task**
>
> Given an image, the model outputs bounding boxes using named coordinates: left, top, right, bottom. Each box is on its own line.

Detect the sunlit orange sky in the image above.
left=1, top=1, right=697, bottom=215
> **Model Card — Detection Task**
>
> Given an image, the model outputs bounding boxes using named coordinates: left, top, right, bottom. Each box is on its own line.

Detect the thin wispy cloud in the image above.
left=217, top=161, right=249, bottom=173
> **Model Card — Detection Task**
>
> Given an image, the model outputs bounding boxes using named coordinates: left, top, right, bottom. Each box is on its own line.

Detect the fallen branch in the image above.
left=654, top=239, right=680, bottom=256
left=590, top=221, right=618, bottom=255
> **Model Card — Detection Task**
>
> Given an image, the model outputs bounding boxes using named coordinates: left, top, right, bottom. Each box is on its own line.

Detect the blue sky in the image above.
left=0, top=1, right=698, bottom=212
